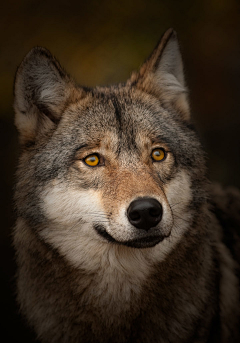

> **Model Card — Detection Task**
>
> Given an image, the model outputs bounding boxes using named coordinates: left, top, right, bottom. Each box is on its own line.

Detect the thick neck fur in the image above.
left=14, top=212, right=222, bottom=343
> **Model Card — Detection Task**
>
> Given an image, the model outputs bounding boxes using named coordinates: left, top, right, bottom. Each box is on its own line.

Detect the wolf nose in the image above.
left=127, top=197, right=163, bottom=231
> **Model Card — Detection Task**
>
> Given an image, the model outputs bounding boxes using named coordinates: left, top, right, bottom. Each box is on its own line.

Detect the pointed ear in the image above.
left=130, top=29, right=190, bottom=120
left=14, top=47, right=80, bottom=145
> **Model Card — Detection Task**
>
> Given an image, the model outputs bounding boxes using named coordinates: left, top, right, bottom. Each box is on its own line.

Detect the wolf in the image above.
left=13, top=28, right=240, bottom=342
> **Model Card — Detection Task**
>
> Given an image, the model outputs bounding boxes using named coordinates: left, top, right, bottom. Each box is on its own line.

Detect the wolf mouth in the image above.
left=93, top=224, right=164, bottom=248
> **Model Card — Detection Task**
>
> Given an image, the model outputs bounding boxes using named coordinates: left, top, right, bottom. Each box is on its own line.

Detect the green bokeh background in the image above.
left=1, top=0, right=240, bottom=341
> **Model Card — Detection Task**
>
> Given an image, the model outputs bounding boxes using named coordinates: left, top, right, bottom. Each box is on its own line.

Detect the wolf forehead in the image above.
left=58, top=89, right=172, bottom=142
left=45, top=87, right=190, bottom=149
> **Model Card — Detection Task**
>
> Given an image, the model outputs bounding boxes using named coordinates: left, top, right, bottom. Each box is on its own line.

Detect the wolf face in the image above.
left=14, top=29, right=206, bottom=270
left=13, top=29, right=240, bottom=343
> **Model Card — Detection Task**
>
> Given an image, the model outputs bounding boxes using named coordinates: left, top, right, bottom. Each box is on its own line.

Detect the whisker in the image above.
left=173, top=214, right=192, bottom=225
left=169, top=202, right=182, bottom=209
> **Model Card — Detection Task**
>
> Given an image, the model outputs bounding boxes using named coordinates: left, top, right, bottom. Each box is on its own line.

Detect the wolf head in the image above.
left=14, top=29, right=206, bottom=267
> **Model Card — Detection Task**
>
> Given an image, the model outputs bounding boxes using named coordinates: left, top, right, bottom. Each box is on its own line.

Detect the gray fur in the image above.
left=13, top=28, right=240, bottom=342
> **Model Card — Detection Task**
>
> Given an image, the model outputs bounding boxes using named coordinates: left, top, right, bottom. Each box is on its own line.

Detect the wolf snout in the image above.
left=127, top=197, right=163, bottom=231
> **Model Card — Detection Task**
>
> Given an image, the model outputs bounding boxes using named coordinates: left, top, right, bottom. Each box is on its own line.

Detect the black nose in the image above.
left=127, top=197, right=163, bottom=231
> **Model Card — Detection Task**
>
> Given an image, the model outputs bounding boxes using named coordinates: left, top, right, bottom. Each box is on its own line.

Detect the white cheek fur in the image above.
left=42, top=184, right=104, bottom=225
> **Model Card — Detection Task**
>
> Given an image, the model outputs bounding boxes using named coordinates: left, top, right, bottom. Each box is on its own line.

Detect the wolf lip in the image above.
left=123, top=235, right=164, bottom=248
left=93, top=224, right=164, bottom=248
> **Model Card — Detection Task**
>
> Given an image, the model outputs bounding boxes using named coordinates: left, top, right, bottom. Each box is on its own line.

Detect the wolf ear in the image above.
left=130, top=28, right=190, bottom=120
left=14, top=47, right=79, bottom=145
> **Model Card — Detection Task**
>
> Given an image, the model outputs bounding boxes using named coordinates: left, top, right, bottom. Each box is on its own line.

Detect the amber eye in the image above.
left=84, top=154, right=100, bottom=167
left=151, top=148, right=166, bottom=162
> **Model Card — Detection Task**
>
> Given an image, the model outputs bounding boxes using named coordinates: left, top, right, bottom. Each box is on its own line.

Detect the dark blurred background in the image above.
left=1, top=0, right=240, bottom=341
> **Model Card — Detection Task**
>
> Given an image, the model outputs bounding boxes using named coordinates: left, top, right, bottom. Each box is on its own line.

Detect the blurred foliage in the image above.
left=1, top=0, right=240, bottom=340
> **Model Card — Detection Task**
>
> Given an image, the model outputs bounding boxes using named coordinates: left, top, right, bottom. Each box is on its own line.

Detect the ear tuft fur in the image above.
left=130, top=29, right=190, bottom=120
left=14, top=47, right=79, bottom=145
